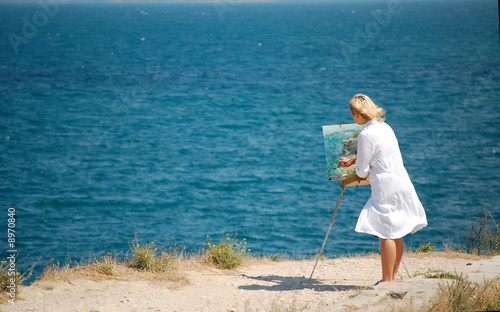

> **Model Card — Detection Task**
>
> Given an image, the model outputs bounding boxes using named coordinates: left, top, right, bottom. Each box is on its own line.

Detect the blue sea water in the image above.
left=0, top=1, right=499, bottom=283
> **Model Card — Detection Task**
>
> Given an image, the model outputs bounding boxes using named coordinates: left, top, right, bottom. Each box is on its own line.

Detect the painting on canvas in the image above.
left=322, top=123, right=363, bottom=182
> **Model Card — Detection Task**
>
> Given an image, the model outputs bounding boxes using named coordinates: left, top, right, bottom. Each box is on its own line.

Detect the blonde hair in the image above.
left=349, top=94, right=385, bottom=122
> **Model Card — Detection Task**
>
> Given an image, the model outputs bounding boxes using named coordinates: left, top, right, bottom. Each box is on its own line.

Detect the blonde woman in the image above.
left=339, top=94, right=427, bottom=283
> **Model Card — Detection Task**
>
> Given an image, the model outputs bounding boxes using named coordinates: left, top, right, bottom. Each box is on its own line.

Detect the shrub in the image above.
left=272, top=254, right=282, bottom=262
left=465, top=206, right=500, bottom=255
left=129, top=240, right=177, bottom=272
left=206, top=234, right=248, bottom=269
left=0, top=255, right=35, bottom=299
left=416, top=242, right=435, bottom=253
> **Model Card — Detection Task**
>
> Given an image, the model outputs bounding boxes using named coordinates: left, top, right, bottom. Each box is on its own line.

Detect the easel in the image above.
left=308, top=176, right=369, bottom=282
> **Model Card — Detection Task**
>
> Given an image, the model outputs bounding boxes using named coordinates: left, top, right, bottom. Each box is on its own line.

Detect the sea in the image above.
left=0, top=0, right=499, bottom=284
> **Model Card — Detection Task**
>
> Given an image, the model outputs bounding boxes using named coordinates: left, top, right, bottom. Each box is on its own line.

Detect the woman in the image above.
left=339, top=94, right=427, bottom=283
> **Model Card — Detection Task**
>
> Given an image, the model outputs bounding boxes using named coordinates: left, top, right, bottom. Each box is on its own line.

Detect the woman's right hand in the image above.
left=338, top=157, right=355, bottom=167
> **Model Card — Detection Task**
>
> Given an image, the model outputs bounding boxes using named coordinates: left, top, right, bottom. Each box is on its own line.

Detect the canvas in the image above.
left=322, top=123, right=364, bottom=183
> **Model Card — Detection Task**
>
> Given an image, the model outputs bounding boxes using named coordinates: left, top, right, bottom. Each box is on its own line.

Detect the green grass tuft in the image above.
left=423, top=271, right=460, bottom=280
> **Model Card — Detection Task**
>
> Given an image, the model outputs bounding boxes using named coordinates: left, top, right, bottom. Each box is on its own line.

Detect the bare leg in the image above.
left=392, top=238, right=404, bottom=280
left=379, top=238, right=404, bottom=282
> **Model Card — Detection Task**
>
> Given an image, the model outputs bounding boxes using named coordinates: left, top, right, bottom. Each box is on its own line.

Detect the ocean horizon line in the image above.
left=0, top=0, right=470, bottom=4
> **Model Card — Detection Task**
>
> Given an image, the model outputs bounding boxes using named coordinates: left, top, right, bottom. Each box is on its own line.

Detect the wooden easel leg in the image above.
left=308, top=184, right=346, bottom=283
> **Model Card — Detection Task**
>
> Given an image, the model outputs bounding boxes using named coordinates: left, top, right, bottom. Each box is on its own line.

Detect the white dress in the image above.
left=354, top=119, right=427, bottom=239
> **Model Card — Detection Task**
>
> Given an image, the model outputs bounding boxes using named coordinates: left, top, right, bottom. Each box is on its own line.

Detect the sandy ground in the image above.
left=2, top=253, right=500, bottom=312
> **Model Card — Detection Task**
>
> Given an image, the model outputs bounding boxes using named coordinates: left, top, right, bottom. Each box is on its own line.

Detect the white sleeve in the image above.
left=355, top=132, right=373, bottom=178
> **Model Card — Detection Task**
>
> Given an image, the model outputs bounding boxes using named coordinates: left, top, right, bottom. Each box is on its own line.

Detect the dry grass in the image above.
left=175, top=251, right=211, bottom=270
left=242, top=254, right=276, bottom=267
left=248, top=250, right=489, bottom=268
left=420, top=276, right=500, bottom=312
left=38, top=260, right=188, bottom=285
left=386, top=275, right=500, bottom=312
left=403, top=250, right=490, bottom=261
left=34, top=247, right=493, bottom=286
left=36, top=241, right=235, bottom=285
left=39, top=252, right=118, bottom=283
left=465, top=206, right=500, bottom=255
left=0, top=292, right=10, bottom=305
left=38, top=248, right=188, bottom=285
